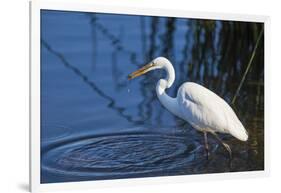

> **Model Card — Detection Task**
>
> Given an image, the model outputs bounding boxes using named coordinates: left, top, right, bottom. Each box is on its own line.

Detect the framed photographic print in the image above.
left=30, top=0, right=270, bottom=192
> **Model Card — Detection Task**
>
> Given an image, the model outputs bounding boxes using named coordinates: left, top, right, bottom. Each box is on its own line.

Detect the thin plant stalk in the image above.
left=231, top=27, right=264, bottom=105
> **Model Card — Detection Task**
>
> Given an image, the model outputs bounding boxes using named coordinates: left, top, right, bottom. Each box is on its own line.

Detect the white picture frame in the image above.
left=30, top=0, right=270, bottom=192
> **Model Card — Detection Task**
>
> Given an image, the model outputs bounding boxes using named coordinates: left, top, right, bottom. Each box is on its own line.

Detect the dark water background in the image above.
left=40, top=10, right=264, bottom=183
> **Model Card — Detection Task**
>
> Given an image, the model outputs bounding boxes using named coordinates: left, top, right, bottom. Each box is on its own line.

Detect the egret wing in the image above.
left=177, top=82, right=248, bottom=141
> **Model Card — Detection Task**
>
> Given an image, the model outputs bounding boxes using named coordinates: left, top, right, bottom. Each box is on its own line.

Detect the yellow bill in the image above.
left=128, top=63, right=155, bottom=80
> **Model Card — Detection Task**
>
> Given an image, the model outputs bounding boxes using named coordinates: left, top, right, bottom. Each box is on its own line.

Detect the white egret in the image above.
left=128, top=57, right=248, bottom=159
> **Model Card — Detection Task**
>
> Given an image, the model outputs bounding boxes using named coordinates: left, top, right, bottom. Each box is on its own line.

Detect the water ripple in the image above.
left=41, top=131, right=206, bottom=182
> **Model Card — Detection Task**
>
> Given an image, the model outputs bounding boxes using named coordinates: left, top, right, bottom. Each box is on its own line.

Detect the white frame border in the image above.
left=30, top=0, right=270, bottom=192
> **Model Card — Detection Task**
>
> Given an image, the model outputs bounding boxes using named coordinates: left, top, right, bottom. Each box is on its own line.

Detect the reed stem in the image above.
left=231, top=27, right=264, bottom=105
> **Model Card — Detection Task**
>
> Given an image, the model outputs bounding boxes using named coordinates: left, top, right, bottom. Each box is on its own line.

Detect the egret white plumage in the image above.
left=128, top=57, right=248, bottom=159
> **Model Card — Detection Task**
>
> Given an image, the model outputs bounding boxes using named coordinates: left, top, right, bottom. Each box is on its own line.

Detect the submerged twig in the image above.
left=231, top=27, right=264, bottom=105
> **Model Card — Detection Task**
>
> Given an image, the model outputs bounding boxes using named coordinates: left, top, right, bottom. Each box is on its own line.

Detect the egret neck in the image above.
left=155, top=61, right=183, bottom=119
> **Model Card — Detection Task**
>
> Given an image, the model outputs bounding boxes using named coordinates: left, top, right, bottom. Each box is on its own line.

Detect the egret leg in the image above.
left=210, top=132, right=232, bottom=159
left=203, top=132, right=210, bottom=159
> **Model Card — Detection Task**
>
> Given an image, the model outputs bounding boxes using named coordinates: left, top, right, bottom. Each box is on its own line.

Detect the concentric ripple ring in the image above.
left=41, top=131, right=204, bottom=182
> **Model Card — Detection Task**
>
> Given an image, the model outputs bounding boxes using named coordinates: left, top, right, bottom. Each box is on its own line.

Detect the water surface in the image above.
left=41, top=10, right=264, bottom=183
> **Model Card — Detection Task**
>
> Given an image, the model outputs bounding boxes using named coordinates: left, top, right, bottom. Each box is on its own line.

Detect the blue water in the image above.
left=41, top=10, right=264, bottom=183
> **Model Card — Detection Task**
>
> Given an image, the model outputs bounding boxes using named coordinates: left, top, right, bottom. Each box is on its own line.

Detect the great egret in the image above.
left=128, top=57, right=248, bottom=159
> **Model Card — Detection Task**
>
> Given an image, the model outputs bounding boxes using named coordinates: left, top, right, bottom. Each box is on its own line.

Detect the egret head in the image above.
left=128, top=57, right=169, bottom=80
